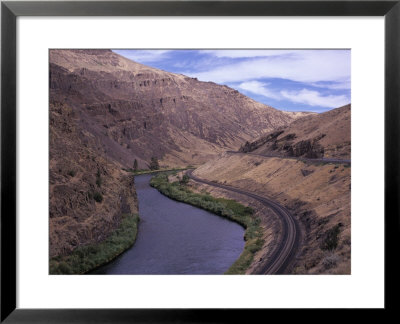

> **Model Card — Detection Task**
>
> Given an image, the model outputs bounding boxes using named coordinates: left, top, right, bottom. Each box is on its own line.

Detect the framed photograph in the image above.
left=1, top=0, right=399, bottom=321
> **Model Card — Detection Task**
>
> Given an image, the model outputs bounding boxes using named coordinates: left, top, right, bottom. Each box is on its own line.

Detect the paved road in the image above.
left=186, top=170, right=301, bottom=275
left=226, top=151, right=351, bottom=165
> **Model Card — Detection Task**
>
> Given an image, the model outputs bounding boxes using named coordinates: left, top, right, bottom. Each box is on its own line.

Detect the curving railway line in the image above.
left=186, top=170, right=301, bottom=274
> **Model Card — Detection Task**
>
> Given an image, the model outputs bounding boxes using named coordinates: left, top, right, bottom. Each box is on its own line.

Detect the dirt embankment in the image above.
left=193, top=153, right=351, bottom=274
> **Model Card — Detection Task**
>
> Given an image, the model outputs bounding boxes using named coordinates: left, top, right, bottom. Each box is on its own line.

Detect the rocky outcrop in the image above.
left=240, top=130, right=284, bottom=153
left=49, top=101, right=138, bottom=257
left=239, top=104, right=351, bottom=160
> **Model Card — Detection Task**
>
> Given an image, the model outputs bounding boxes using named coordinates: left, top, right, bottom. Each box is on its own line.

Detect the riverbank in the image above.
left=150, top=173, right=264, bottom=274
left=123, top=166, right=195, bottom=176
left=49, top=213, right=140, bottom=274
left=193, top=153, right=351, bottom=274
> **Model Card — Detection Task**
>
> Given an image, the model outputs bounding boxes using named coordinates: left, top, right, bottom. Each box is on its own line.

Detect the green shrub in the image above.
left=149, top=157, right=160, bottom=170
left=320, top=224, right=341, bottom=251
left=93, top=191, right=103, bottom=203
left=58, top=261, right=72, bottom=274
left=95, top=169, right=102, bottom=187
left=67, top=170, right=76, bottom=177
left=50, top=213, right=139, bottom=274
left=96, top=177, right=102, bottom=188
left=180, top=174, right=190, bottom=185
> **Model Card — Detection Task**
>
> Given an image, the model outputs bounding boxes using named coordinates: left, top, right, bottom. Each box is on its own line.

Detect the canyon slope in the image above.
left=49, top=101, right=138, bottom=257
left=49, top=49, right=305, bottom=259
left=50, top=49, right=303, bottom=168
left=193, top=105, right=351, bottom=274
left=240, top=104, right=351, bottom=160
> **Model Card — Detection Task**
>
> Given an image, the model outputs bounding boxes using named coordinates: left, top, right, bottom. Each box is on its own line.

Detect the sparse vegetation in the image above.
left=50, top=213, right=140, bottom=274
left=322, top=254, right=340, bottom=269
left=96, top=169, right=102, bottom=187
left=67, top=170, right=76, bottom=177
left=123, top=166, right=191, bottom=176
left=179, top=174, right=190, bottom=185
left=320, top=224, right=341, bottom=251
left=93, top=191, right=103, bottom=203
left=150, top=173, right=264, bottom=274
left=149, top=156, right=160, bottom=170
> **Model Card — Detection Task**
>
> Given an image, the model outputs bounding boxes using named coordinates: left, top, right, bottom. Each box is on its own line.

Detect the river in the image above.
left=91, top=174, right=245, bottom=274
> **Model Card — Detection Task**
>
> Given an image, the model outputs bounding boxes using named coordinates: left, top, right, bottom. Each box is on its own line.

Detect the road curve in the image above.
left=226, top=151, right=351, bottom=165
left=186, top=170, right=301, bottom=275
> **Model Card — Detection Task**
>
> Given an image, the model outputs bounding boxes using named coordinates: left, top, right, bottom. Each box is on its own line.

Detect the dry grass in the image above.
left=194, top=153, right=351, bottom=274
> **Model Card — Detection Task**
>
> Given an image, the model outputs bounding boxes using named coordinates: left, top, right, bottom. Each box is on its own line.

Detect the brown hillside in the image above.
left=49, top=101, right=138, bottom=257
left=194, top=153, right=351, bottom=274
left=240, top=104, right=351, bottom=160
left=50, top=49, right=304, bottom=168
left=194, top=105, right=351, bottom=273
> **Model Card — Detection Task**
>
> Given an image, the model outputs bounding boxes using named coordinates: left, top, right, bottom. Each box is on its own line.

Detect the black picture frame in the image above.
left=1, top=0, right=399, bottom=322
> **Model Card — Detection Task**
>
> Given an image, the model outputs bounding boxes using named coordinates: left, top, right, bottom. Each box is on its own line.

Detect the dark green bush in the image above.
left=320, top=224, right=341, bottom=251
left=96, top=177, right=102, bottom=188
left=149, top=157, right=160, bottom=170
left=58, top=261, right=72, bottom=274
left=180, top=174, right=190, bottom=185
left=93, top=191, right=103, bottom=203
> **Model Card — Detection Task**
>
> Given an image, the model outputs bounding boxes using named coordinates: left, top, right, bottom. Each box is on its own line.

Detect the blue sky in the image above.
left=113, top=49, right=350, bottom=113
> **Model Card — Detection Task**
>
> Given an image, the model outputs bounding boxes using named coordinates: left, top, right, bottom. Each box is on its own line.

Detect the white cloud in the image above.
left=238, top=81, right=350, bottom=108
left=190, top=50, right=351, bottom=87
left=114, top=49, right=351, bottom=110
left=113, top=50, right=172, bottom=63
left=280, top=89, right=350, bottom=108
left=202, top=50, right=298, bottom=58
left=238, top=81, right=281, bottom=100
left=311, top=79, right=351, bottom=90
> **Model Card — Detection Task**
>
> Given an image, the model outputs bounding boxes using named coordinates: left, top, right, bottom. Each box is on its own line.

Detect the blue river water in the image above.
left=91, top=174, right=245, bottom=274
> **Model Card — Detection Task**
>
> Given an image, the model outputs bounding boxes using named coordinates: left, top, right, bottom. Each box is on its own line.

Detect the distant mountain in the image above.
left=240, top=104, right=351, bottom=160
left=50, top=49, right=304, bottom=168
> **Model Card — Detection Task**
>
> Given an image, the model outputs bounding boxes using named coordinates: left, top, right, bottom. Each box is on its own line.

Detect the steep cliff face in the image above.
left=50, top=49, right=302, bottom=168
left=49, top=101, right=138, bottom=257
left=240, top=104, right=351, bottom=160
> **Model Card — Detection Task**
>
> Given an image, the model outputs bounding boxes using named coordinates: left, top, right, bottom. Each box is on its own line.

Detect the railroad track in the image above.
left=186, top=170, right=301, bottom=274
